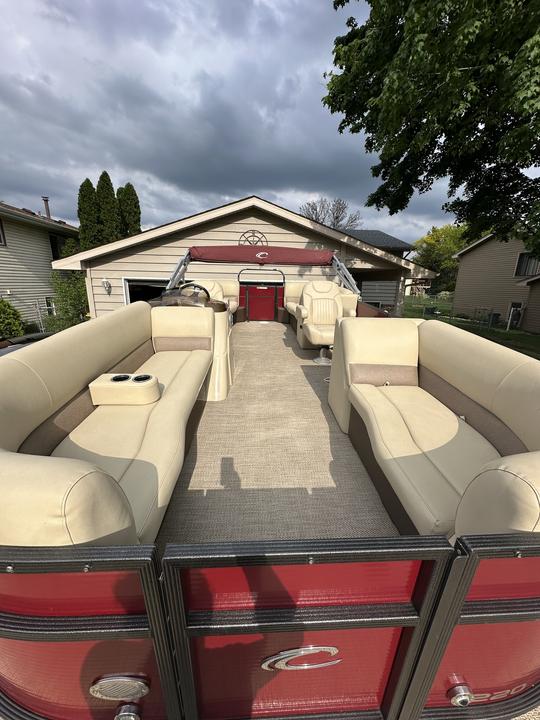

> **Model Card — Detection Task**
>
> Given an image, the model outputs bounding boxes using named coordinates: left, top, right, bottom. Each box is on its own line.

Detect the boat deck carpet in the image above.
left=156, top=321, right=398, bottom=550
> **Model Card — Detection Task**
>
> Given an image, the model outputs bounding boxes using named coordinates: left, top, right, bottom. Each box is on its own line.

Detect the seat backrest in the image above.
left=218, top=279, right=239, bottom=305
left=191, top=279, right=224, bottom=301
left=342, top=317, right=421, bottom=386
left=0, top=302, right=152, bottom=453
left=301, top=281, right=343, bottom=325
left=284, top=281, right=307, bottom=306
left=418, top=320, right=540, bottom=452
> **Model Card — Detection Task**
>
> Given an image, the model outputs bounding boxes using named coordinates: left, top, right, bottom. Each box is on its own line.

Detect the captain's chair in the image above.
left=295, top=281, right=355, bottom=362
left=191, top=279, right=224, bottom=301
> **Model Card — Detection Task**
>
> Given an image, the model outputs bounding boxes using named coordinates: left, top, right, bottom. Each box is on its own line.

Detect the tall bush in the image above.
left=0, top=298, right=24, bottom=338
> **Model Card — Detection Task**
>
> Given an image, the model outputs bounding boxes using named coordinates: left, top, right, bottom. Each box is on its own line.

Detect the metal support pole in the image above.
left=331, top=255, right=361, bottom=297
left=166, top=251, right=192, bottom=290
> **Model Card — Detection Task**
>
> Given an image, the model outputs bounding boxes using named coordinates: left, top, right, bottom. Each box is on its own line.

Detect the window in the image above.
left=0, top=218, right=6, bottom=246
left=515, top=252, right=540, bottom=277
left=45, top=297, right=56, bottom=316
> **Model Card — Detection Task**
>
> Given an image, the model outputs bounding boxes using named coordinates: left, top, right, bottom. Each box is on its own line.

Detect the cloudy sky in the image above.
left=1, top=0, right=451, bottom=243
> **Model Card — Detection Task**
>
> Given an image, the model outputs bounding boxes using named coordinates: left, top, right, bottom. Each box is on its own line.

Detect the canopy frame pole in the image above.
left=332, top=255, right=361, bottom=297
left=166, top=250, right=192, bottom=290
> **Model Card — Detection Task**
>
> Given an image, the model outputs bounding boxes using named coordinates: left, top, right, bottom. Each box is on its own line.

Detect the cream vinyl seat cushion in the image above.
left=192, top=279, right=224, bottom=301
left=0, top=301, right=215, bottom=547
left=349, top=384, right=500, bottom=535
left=330, top=317, right=540, bottom=538
left=53, top=349, right=212, bottom=543
left=296, top=281, right=346, bottom=348
left=193, top=278, right=239, bottom=313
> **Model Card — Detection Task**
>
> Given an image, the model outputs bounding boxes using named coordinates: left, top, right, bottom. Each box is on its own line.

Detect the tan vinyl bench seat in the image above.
left=348, top=383, right=500, bottom=535
left=0, top=302, right=214, bottom=547
left=330, top=317, right=540, bottom=538
left=54, top=349, right=212, bottom=543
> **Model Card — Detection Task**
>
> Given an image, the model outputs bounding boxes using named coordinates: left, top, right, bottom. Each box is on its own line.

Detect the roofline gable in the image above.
left=453, top=233, right=495, bottom=258
left=52, top=195, right=435, bottom=277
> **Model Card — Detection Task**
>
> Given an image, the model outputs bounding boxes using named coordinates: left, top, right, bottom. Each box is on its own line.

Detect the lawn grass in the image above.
left=403, top=296, right=540, bottom=360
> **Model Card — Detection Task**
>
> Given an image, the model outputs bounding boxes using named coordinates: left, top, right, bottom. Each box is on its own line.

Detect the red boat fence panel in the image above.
left=182, top=561, right=421, bottom=612
left=0, top=546, right=180, bottom=720
left=0, top=570, right=145, bottom=617
left=425, top=622, right=540, bottom=708
left=191, top=627, right=402, bottom=719
left=397, top=534, right=540, bottom=720
left=163, top=537, right=453, bottom=720
left=0, top=637, right=166, bottom=720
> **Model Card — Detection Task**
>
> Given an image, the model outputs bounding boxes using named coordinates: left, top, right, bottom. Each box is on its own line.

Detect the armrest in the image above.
left=226, top=298, right=239, bottom=313
left=344, top=308, right=357, bottom=317
left=0, top=451, right=137, bottom=546
left=455, top=452, right=540, bottom=536
left=295, top=305, right=308, bottom=320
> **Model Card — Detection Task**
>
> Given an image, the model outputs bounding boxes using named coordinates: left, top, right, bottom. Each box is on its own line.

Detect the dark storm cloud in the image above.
left=0, top=0, right=450, bottom=243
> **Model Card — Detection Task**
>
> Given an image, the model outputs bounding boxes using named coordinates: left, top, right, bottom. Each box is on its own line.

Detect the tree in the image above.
left=325, top=0, right=540, bottom=256
left=95, top=170, right=121, bottom=245
left=117, top=182, right=141, bottom=237
left=299, top=196, right=361, bottom=230
left=46, top=236, right=89, bottom=331
left=0, top=299, right=24, bottom=339
left=77, top=178, right=99, bottom=251
left=413, top=224, right=468, bottom=293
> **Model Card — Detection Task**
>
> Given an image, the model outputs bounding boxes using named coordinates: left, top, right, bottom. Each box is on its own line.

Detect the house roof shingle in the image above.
left=346, top=228, right=411, bottom=253
left=0, top=201, right=78, bottom=234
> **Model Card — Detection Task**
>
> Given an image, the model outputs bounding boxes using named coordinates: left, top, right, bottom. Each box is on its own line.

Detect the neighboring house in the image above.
left=347, top=229, right=428, bottom=303
left=0, top=200, right=78, bottom=328
left=453, top=234, right=540, bottom=332
left=52, top=196, right=434, bottom=316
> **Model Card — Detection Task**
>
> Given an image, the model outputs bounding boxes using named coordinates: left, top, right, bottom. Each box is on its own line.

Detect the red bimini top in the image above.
left=189, top=245, right=334, bottom=266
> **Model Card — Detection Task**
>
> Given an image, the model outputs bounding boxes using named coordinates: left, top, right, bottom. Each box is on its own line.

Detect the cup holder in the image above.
left=111, top=374, right=130, bottom=382
left=133, top=374, right=152, bottom=383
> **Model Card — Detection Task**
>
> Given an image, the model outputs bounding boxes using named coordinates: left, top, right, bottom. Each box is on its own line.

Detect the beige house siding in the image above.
left=0, top=218, right=55, bottom=323
left=87, top=209, right=398, bottom=317
left=523, top=282, right=540, bottom=333
left=453, top=236, right=530, bottom=320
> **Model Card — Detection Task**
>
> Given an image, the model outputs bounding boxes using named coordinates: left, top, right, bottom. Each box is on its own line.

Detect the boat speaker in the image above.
left=89, top=675, right=149, bottom=702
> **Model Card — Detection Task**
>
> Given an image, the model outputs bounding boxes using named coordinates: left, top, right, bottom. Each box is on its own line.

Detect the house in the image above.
left=52, top=195, right=434, bottom=316
left=0, top=199, right=78, bottom=328
left=453, top=234, right=540, bottom=332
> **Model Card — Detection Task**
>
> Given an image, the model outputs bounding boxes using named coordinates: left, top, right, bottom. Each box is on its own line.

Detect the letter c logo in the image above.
left=261, top=646, right=342, bottom=671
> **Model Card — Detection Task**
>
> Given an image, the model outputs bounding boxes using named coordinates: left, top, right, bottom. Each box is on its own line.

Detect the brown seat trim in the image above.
left=348, top=406, right=418, bottom=536
left=19, top=339, right=155, bottom=456
left=153, top=337, right=211, bottom=352
left=419, top=365, right=528, bottom=457
left=349, top=363, right=418, bottom=386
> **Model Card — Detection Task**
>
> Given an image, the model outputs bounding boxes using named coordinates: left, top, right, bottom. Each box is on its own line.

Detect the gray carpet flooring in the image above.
left=156, top=321, right=397, bottom=549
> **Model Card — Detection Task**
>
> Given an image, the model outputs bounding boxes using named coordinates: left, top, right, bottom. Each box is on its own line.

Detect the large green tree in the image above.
left=77, top=178, right=99, bottom=250
left=117, top=182, right=142, bottom=237
left=413, top=224, right=468, bottom=293
left=95, top=170, right=121, bottom=245
left=325, top=0, right=540, bottom=255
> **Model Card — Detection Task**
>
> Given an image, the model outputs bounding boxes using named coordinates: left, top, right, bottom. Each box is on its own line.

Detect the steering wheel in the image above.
left=176, top=282, right=211, bottom=301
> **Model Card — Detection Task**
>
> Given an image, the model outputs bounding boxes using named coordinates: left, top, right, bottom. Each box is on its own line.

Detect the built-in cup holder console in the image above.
left=89, top=373, right=161, bottom=406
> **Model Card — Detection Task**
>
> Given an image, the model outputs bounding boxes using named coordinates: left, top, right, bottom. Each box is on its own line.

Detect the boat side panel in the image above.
left=0, top=636, right=166, bottom=720
left=182, top=561, right=421, bottom=611
left=0, top=570, right=145, bottom=616
left=425, top=621, right=540, bottom=708
left=191, top=627, right=402, bottom=719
